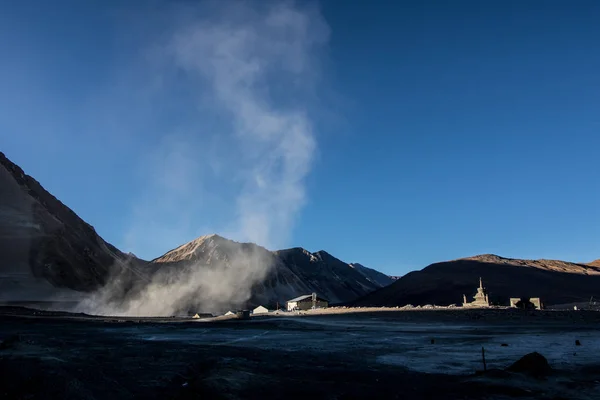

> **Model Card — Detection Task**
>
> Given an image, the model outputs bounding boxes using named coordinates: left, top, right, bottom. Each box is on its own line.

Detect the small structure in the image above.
left=224, top=311, right=235, bottom=316
left=462, top=278, right=490, bottom=308
left=188, top=312, right=213, bottom=318
left=286, top=293, right=328, bottom=311
left=236, top=310, right=250, bottom=320
left=253, top=305, right=269, bottom=314
left=510, top=297, right=543, bottom=310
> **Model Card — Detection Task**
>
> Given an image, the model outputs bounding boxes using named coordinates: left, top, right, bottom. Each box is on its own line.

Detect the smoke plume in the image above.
left=79, top=1, right=329, bottom=315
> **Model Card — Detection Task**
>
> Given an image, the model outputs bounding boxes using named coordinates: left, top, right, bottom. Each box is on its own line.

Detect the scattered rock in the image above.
left=507, top=352, right=552, bottom=377
left=0, top=334, right=21, bottom=350
left=500, top=343, right=509, bottom=347
left=430, top=339, right=435, bottom=344
left=575, top=340, right=581, bottom=346
left=475, top=368, right=511, bottom=379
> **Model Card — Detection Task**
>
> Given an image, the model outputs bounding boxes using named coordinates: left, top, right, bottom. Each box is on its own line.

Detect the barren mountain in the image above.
left=463, top=254, right=600, bottom=274
left=1, top=152, right=390, bottom=312
left=0, top=152, right=130, bottom=301
left=349, top=263, right=394, bottom=287
left=275, top=248, right=392, bottom=304
left=145, top=234, right=312, bottom=311
left=149, top=234, right=391, bottom=309
left=588, top=259, right=600, bottom=267
left=354, top=254, right=600, bottom=307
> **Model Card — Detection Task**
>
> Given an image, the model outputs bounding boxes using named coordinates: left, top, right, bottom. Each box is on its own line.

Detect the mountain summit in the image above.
left=145, top=234, right=393, bottom=309
left=151, top=234, right=239, bottom=263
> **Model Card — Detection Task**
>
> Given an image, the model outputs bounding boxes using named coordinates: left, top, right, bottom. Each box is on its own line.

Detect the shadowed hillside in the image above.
left=0, top=152, right=131, bottom=301
left=144, top=236, right=392, bottom=311
left=354, top=254, right=600, bottom=307
left=1, top=152, right=391, bottom=313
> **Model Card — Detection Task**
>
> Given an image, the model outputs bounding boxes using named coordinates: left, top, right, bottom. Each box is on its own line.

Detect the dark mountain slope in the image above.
left=150, top=235, right=391, bottom=309
left=148, top=234, right=312, bottom=311
left=354, top=254, right=600, bottom=307
left=0, top=151, right=402, bottom=313
left=349, top=263, right=394, bottom=287
left=275, top=248, right=389, bottom=304
left=0, top=152, right=128, bottom=300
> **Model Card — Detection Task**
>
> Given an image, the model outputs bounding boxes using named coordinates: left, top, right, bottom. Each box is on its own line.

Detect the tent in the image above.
left=253, top=305, right=269, bottom=314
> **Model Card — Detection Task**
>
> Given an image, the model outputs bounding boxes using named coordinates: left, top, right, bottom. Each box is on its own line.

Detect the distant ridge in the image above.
left=460, top=254, right=600, bottom=275
left=149, top=234, right=394, bottom=308
left=354, top=254, right=600, bottom=307
left=349, top=263, right=394, bottom=287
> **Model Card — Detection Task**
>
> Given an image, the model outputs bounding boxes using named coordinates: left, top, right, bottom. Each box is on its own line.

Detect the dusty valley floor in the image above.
left=1, top=307, right=600, bottom=399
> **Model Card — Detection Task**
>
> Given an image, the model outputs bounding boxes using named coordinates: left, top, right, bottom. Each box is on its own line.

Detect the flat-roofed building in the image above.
left=286, top=293, right=328, bottom=311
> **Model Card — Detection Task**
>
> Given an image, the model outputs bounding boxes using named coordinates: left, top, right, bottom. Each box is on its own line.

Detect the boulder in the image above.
left=0, top=334, right=21, bottom=350
left=507, top=352, right=552, bottom=377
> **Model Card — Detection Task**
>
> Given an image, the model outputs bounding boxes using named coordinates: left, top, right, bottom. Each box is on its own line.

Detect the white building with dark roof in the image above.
left=286, top=293, right=328, bottom=311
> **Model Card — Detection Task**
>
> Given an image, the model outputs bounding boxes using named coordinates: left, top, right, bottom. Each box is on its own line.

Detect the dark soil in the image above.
left=1, top=309, right=599, bottom=399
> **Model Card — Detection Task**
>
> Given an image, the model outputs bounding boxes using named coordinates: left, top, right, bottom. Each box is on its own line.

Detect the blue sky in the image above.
left=1, top=0, right=599, bottom=275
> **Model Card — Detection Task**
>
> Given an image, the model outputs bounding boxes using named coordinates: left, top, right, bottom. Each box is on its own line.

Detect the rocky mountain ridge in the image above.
left=588, top=259, right=600, bottom=267
left=462, top=254, right=600, bottom=274
left=0, top=152, right=391, bottom=312
left=355, top=254, right=600, bottom=307
left=149, top=234, right=393, bottom=307
left=3, top=151, right=597, bottom=313
left=349, top=263, right=395, bottom=287
left=0, top=151, right=127, bottom=301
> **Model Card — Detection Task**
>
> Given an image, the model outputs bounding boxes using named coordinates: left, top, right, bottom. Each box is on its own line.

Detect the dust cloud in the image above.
left=78, top=1, right=329, bottom=316
left=77, top=236, right=278, bottom=316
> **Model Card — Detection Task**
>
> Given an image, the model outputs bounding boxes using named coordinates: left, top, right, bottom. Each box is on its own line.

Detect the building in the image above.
left=462, top=278, right=490, bottom=307
left=253, top=305, right=269, bottom=314
left=510, top=297, right=543, bottom=310
left=189, top=312, right=213, bottom=318
left=286, top=293, right=328, bottom=311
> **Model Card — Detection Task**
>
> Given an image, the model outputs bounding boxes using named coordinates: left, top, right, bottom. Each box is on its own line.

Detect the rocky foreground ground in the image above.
left=1, top=307, right=600, bottom=399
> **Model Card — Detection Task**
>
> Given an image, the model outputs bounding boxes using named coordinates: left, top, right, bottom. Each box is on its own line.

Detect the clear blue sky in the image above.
left=1, top=0, right=599, bottom=275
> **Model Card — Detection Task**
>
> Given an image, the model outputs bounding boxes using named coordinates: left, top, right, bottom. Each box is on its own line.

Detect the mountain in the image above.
left=274, top=249, right=391, bottom=304
left=0, top=152, right=130, bottom=301
left=0, top=152, right=390, bottom=312
left=145, top=234, right=312, bottom=311
left=349, top=263, right=394, bottom=287
left=354, top=254, right=600, bottom=307
left=148, top=235, right=391, bottom=310
left=588, top=259, right=600, bottom=267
